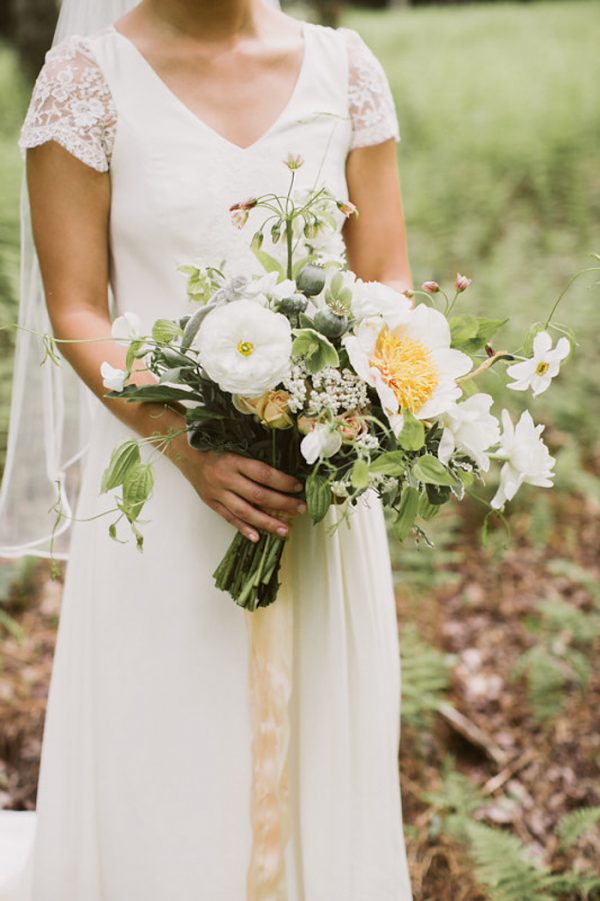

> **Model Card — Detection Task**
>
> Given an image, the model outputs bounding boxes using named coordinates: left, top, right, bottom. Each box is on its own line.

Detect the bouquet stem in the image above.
left=213, top=530, right=286, bottom=611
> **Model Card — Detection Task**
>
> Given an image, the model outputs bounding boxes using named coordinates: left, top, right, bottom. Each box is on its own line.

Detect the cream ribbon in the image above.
left=244, top=543, right=294, bottom=901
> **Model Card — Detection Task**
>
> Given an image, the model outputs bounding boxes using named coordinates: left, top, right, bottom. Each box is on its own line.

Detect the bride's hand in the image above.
left=173, top=442, right=306, bottom=543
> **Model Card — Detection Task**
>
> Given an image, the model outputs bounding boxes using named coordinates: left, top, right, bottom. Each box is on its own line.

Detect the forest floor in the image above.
left=0, top=484, right=598, bottom=900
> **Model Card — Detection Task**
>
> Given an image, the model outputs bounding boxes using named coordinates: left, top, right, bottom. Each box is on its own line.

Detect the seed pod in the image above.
left=314, top=308, right=348, bottom=339
left=297, top=264, right=326, bottom=297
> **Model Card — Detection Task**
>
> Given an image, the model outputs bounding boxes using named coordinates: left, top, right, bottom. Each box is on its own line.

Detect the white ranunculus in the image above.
left=300, top=422, right=342, bottom=465
left=350, top=279, right=412, bottom=324
left=111, top=312, right=142, bottom=347
left=195, top=299, right=292, bottom=395
left=438, top=393, right=500, bottom=471
left=491, top=409, right=555, bottom=509
left=506, top=330, right=569, bottom=397
left=343, top=305, right=472, bottom=435
left=100, top=361, right=126, bottom=392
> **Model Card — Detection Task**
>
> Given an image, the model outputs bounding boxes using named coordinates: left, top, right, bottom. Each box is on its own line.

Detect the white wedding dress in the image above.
left=0, top=20, right=412, bottom=900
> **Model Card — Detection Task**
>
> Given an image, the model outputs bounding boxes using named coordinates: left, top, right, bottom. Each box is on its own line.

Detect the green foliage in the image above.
left=399, top=624, right=454, bottom=727
left=513, top=587, right=600, bottom=721
left=291, top=328, right=339, bottom=373
left=556, top=805, right=600, bottom=850
left=422, top=757, right=487, bottom=842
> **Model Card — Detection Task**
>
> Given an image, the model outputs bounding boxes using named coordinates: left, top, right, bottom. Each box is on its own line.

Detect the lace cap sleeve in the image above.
left=19, top=35, right=116, bottom=173
left=340, top=27, right=400, bottom=150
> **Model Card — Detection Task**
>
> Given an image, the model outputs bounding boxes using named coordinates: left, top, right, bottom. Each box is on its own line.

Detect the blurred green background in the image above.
left=1, top=2, right=599, bottom=898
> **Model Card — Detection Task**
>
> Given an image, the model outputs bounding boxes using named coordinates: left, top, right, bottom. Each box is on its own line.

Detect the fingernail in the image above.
left=297, top=503, right=307, bottom=514
left=248, top=531, right=259, bottom=543
left=294, top=482, right=303, bottom=492
left=277, top=526, right=288, bottom=537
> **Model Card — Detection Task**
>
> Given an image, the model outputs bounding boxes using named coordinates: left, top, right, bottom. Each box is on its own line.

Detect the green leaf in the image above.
left=305, top=472, right=332, bottom=524
left=291, top=328, right=339, bottom=373
left=151, top=319, right=182, bottom=345
left=122, top=463, right=155, bottom=517
left=369, top=451, right=406, bottom=477
left=449, top=315, right=479, bottom=348
left=158, top=367, right=184, bottom=384
left=398, top=410, right=425, bottom=451
left=181, top=306, right=211, bottom=353
left=412, top=454, right=457, bottom=487
left=461, top=317, right=507, bottom=354
left=125, top=340, right=145, bottom=371
left=251, top=244, right=285, bottom=277
left=418, top=493, right=441, bottom=521
left=351, top=459, right=369, bottom=490
left=111, top=385, right=194, bottom=404
left=395, top=486, right=420, bottom=541
left=101, top=440, right=141, bottom=493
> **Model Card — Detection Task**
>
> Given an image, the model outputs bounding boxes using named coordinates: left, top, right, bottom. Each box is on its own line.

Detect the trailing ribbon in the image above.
left=245, top=544, right=294, bottom=901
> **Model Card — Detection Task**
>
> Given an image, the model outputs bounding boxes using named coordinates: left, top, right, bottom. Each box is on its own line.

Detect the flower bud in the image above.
left=230, top=208, right=248, bottom=229
left=336, top=200, right=358, bottom=218
left=456, top=272, right=472, bottom=293
left=421, top=281, right=440, bottom=294
left=284, top=152, right=304, bottom=170
left=270, top=221, right=283, bottom=243
left=402, top=289, right=414, bottom=299
left=229, top=197, right=257, bottom=212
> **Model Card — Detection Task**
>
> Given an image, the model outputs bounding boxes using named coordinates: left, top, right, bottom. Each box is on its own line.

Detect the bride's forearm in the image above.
left=49, top=305, right=187, bottom=446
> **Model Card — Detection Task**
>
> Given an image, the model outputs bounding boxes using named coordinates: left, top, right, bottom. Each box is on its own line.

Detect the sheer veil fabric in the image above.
left=0, top=0, right=281, bottom=559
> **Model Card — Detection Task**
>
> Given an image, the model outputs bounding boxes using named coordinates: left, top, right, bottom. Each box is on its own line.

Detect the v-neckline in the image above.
left=109, top=22, right=311, bottom=153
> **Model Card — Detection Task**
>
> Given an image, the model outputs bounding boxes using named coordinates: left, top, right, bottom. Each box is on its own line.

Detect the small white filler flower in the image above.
left=506, top=330, right=569, bottom=397
left=438, top=393, right=500, bottom=472
left=491, top=409, right=555, bottom=509
left=111, top=311, right=143, bottom=347
left=100, top=362, right=127, bottom=393
left=300, top=422, right=342, bottom=465
left=195, top=299, right=292, bottom=396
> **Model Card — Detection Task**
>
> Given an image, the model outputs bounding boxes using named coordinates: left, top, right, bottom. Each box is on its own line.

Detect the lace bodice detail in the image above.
left=19, top=27, right=399, bottom=172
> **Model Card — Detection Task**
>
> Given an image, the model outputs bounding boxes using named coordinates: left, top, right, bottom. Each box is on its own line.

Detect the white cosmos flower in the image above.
left=438, top=393, right=500, bottom=472
left=350, top=279, right=412, bottom=323
left=506, top=330, right=570, bottom=397
left=491, top=409, right=555, bottom=509
left=100, top=361, right=126, bottom=392
left=111, top=311, right=142, bottom=347
left=300, top=422, right=342, bottom=465
left=343, top=305, right=472, bottom=435
left=195, top=299, right=292, bottom=395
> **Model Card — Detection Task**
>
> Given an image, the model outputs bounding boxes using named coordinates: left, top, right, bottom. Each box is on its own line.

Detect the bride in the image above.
left=0, top=0, right=414, bottom=897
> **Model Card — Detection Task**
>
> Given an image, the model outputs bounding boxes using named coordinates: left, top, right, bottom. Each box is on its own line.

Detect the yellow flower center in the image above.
left=237, top=340, right=254, bottom=357
left=535, top=360, right=549, bottom=376
left=369, top=325, right=439, bottom=413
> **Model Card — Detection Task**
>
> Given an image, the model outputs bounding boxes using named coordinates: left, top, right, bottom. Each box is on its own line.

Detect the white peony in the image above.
left=350, top=279, right=412, bottom=323
left=111, top=312, right=142, bottom=347
left=195, top=299, right=292, bottom=395
left=300, top=422, right=342, bottom=464
left=491, top=409, right=555, bottom=509
left=438, top=393, right=500, bottom=472
left=100, top=361, right=126, bottom=393
left=343, top=304, right=472, bottom=435
left=506, top=330, right=569, bottom=397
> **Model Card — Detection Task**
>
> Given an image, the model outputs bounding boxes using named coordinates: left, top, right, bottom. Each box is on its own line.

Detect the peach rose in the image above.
left=233, top=390, right=293, bottom=430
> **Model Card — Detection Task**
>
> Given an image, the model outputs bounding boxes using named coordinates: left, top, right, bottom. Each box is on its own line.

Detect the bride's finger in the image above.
left=222, top=491, right=290, bottom=537
left=211, top=500, right=259, bottom=543
left=232, top=474, right=306, bottom=517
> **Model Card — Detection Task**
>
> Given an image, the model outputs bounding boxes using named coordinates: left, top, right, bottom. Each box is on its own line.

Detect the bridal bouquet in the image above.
left=99, top=154, right=575, bottom=611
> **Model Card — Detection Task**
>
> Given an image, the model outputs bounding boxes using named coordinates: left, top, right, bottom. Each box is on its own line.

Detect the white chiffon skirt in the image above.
left=0, top=404, right=412, bottom=900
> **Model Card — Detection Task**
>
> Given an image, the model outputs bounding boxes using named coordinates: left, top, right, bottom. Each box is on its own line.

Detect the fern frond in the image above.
left=466, top=822, right=556, bottom=900
left=556, top=805, right=600, bottom=849
left=511, top=645, right=567, bottom=721
left=399, top=624, right=453, bottom=725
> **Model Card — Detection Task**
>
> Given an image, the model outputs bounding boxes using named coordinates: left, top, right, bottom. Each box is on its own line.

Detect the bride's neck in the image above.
left=143, top=0, right=261, bottom=40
